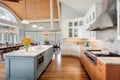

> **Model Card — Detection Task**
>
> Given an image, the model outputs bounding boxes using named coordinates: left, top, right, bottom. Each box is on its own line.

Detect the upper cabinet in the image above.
left=61, top=3, right=102, bottom=39
left=84, top=3, right=102, bottom=39
left=117, top=0, right=120, bottom=40
left=67, top=17, right=84, bottom=38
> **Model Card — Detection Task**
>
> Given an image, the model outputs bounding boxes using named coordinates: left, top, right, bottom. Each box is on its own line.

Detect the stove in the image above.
left=84, top=50, right=120, bottom=65
left=94, top=52, right=120, bottom=57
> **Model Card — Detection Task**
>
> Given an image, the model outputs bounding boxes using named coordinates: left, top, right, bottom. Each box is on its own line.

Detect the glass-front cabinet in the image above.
left=68, top=18, right=84, bottom=38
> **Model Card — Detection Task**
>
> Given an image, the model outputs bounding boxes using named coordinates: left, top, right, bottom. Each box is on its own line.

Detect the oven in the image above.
left=37, top=52, right=44, bottom=69
left=84, top=51, right=97, bottom=65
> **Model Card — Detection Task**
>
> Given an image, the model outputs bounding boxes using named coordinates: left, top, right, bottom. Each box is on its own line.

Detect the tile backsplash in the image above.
left=96, top=28, right=120, bottom=55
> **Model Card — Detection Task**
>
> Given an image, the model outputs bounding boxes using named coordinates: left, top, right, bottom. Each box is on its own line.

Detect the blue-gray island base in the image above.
left=3, top=45, right=53, bottom=80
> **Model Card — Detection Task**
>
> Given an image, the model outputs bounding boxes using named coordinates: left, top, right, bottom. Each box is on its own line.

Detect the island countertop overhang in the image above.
left=3, top=45, right=53, bottom=58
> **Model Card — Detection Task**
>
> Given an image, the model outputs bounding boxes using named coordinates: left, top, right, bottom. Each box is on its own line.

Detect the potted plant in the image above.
left=44, top=40, right=50, bottom=45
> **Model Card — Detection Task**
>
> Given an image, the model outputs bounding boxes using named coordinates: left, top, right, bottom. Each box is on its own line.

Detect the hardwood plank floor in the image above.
left=0, top=61, right=5, bottom=80
left=0, top=52, right=90, bottom=80
left=40, top=52, right=90, bottom=80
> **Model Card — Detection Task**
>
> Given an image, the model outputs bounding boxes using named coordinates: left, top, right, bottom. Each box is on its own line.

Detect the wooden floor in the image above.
left=0, top=52, right=90, bottom=80
left=40, top=52, right=90, bottom=80
left=0, top=61, right=5, bottom=80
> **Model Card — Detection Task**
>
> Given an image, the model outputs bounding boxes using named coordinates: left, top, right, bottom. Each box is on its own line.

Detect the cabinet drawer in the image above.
left=97, top=60, right=106, bottom=80
left=97, top=60, right=105, bottom=70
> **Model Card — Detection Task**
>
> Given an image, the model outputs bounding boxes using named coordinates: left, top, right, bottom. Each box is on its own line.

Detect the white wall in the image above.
left=61, top=3, right=83, bottom=20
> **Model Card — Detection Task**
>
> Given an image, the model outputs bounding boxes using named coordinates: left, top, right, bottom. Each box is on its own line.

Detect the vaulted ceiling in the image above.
left=0, top=0, right=102, bottom=21
left=0, top=0, right=58, bottom=20
left=59, top=0, right=102, bottom=14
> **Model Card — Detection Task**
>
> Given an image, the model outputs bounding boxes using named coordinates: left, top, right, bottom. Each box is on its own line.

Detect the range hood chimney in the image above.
left=87, top=0, right=117, bottom=31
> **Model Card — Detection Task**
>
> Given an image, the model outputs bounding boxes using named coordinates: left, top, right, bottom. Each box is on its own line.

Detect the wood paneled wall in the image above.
left=0, top=0, right=58, bottom=20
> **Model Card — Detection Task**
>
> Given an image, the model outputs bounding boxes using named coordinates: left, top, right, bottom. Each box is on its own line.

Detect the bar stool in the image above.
left=0, top=50, right=4, bottom=60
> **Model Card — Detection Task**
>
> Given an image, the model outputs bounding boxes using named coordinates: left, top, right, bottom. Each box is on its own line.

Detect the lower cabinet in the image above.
left=80, top=52, right=96, bottom=80
left=61, top=44, right=80, bottom=57
left=96, top=60, right=106, bottom=80
left=97, top=60, right=120, bottom=80
left=81, top=52, right=120, bottom=80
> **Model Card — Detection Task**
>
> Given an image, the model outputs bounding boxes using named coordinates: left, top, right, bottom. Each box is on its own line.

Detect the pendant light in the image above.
left=32, top=0, right=38, bottom=28
left=21, top=0, right=29, bottom=24
left=38, top=25, right=43, bottom=29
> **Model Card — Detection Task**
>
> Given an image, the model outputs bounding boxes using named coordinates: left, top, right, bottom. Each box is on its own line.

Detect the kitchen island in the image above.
left=3, top=45, right=53, bottom=80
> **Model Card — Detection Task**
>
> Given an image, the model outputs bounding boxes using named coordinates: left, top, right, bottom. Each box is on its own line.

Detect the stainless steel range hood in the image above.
left=87, top=0, right=117, bottom=31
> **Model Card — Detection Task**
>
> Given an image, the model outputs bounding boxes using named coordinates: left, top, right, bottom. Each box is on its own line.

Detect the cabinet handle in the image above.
left=98, top=62, right=103, bottom=66
left=98, top=68, right=103, bottom=72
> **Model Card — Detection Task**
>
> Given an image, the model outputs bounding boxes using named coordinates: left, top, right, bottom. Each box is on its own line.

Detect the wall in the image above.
left=96, top=28, right=120, bottom=55
left=61, top=3, right=83, bottom=20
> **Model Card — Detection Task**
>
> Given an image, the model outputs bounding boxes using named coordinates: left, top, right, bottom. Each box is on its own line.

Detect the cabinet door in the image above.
left=88, top=61, right=96, bottom=80
left=97, top=60, right=106, bottom=80
left=117, top=0, right=120, bottom=39
left=69, top=28, right=73, bottom=37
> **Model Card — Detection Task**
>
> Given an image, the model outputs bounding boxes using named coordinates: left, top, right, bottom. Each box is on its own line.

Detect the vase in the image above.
left=24, top=44, right=29, bottom=52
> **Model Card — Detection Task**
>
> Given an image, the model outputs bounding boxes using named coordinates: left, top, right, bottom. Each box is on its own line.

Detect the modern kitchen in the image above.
left=0, top=0, right=120, bottom=80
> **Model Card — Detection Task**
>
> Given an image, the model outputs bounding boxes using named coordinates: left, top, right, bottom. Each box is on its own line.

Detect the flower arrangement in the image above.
left=22, top=37, right=32, bottom=52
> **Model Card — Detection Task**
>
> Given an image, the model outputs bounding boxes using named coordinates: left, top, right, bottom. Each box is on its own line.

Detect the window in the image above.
left=69, top=22, right=72, bottom=27
left=79, top=21, right=83, bottom=26
left=0, top=7, right=17, bottom=23
left=4, top=34, right=8, bottom=41
left=69, top=28, right=73, bottom=37
left=74, top=28, right=78, bottom=37
left=74, top=22, right=78, bottom=26
left=25, top=32, right=36, bottom=42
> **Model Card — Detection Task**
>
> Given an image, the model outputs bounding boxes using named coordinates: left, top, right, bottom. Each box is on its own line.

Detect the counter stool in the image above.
left=0, top=50, right=4, bottom=60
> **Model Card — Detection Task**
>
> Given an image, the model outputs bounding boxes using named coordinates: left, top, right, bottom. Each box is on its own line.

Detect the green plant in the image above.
left=44, top=40, right=49, bottom=45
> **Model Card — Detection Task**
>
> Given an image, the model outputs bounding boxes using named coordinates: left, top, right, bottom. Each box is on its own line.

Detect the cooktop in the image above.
left=94, top=53, right=120, bottom=57
left=87, top=50, right=120, bottom=57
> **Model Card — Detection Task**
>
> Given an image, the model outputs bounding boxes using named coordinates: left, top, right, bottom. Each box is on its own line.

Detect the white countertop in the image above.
left=3, top=45, right=53, bottom=57
left=97, top=57, right=120, bottom=65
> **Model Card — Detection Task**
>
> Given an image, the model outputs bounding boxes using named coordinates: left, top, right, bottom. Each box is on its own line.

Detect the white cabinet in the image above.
left=72, top=17, right=84, bottom=38
left=61, top=3, right=102, bottom=39
left=61, top=20, right=71, bottom=38
left=117, top=0, right=120, bottom=39
left=61, top=44, right=80, bottom=57
left=69, top=17, right=85, bottom=38
left=84, top=3, right=102, bottom=39
left=61, top=17, right=85, bottom=38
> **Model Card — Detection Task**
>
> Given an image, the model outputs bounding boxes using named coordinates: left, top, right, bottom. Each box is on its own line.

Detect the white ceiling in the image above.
left=59, top=0, right=102, bottom=14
